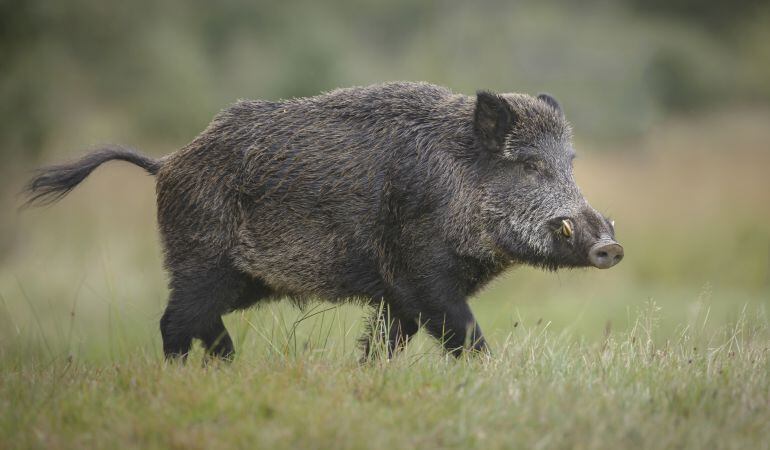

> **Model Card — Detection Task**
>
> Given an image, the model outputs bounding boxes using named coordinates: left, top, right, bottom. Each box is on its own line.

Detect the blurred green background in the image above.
left=1, top=0, right=769, bottom=360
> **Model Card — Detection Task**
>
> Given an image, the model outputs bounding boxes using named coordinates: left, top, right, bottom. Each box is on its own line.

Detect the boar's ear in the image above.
left=474, top=91, right=515, bottom=153
left=537, top=93, right=563, bottom=116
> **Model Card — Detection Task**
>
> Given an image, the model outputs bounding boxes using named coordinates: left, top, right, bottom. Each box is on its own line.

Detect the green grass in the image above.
left=1, top=300, right=768, bottom=449
left=1, top=113, right=770, bottom=449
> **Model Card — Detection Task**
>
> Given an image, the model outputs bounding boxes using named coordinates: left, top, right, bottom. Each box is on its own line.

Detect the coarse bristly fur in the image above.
left=22, top=82, right=621, bottom=361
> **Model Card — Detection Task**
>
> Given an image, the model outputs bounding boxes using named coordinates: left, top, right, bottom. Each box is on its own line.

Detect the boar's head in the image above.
left=472, top=91, right=623, bottom=270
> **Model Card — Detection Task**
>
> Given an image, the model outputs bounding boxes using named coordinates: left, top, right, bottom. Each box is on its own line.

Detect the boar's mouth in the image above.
left=489, top=214, right=623, bottom=271
left=546, top=216, right=624, bottom=269
left=491, top=229, right=561, bottom=270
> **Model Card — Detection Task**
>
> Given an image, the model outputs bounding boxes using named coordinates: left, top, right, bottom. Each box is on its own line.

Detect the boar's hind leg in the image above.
left=160, top=265, right=261, bottom=362
left=201, top=277, right=273, bottom=361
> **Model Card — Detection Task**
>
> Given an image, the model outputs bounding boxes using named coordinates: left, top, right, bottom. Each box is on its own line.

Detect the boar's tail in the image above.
left=21, top=145, right=161, bottom=207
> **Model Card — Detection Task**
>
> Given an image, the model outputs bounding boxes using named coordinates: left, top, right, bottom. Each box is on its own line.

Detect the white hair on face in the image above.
left=475, top=93, right=586, bottom=264
left=481, top=197, right=550, bottom=258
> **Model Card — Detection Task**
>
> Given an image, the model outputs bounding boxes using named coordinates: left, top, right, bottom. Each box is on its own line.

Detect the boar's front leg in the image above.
left=418, top=299, right=488, bottom=357
left=389, top=275, right=489, bottom=357
left=360, top=304, right=420, bottom=361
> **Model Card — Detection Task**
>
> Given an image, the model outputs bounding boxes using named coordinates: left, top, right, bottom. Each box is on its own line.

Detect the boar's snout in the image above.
left=559, top=207, right=624, bottom=269
left=588, top=240, right=624, bottom=269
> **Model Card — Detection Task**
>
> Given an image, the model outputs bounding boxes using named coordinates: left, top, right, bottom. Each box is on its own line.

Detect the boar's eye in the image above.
left=521, top=160, right=540, bottom=174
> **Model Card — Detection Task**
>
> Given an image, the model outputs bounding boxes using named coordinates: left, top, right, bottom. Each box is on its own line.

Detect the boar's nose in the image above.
left=588, top=240, right=624, bottom=269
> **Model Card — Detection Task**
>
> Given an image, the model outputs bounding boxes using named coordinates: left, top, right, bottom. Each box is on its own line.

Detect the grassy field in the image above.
left=1, top=110, right=769, bottom=449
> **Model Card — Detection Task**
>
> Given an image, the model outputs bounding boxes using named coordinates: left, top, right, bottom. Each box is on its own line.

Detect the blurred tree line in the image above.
left=1, top=0, right=769, bottom=168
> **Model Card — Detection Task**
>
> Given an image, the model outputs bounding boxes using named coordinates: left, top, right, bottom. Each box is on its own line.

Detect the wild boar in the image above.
left=24, top=82, right=623, bottom=361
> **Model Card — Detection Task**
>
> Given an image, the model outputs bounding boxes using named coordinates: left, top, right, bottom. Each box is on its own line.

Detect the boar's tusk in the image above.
left=561, top=219, right=573, bottom=237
